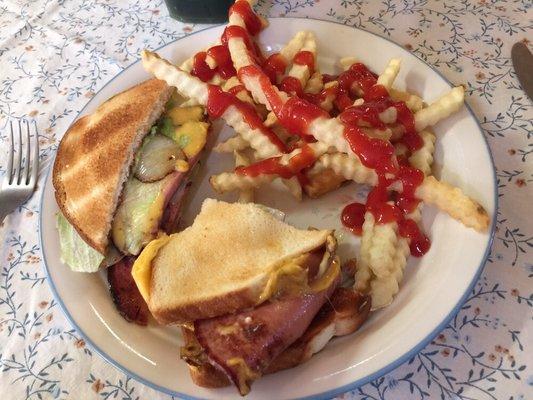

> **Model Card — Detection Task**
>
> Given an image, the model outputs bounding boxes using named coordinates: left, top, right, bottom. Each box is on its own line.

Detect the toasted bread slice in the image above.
left=53, top=79, right=173, bottom=254
left=146, top=199, right=333, bottom=324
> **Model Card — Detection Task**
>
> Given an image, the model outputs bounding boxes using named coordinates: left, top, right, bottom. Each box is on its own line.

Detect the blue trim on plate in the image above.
left=39, top=17, right=498, bottom=400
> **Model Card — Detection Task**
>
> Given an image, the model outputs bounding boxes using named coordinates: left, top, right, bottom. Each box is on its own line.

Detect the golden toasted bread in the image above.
left=53, top=79, right=173, bottom=254
left=139, top=199, right=333, bottom=324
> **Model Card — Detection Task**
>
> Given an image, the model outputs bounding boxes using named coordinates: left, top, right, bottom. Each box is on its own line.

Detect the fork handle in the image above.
left=0, top=206, right=13, bottom=224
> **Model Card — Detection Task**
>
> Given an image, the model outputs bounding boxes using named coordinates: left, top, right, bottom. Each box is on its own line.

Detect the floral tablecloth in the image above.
left=1, top=1, right=531, bottom=399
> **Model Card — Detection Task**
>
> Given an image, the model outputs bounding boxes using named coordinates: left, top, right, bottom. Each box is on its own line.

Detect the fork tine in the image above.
left=16, top=120, right=23, bottom=184
left=30, top=121, right=39, bottom=185
left=7, top=121, right=14, bottom=184
left=24, top=120, right=31, bottom=184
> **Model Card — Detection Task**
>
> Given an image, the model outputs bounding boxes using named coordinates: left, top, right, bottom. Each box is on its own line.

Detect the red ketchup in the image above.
left=303, top=84, right=338, bottom=108
left=236, top=145, right=316, bottom=178
left=280, top=76, right=303, bottom=97
left=399, top=219, right=430, bottom=257
left=333, top=63, right=379, bottom=112
left=228, top=84, right=246, bottom=96
left=222, top=25, right=255, bottom=54
left=341, top=202, right=366, bottom=235
left=293, top=51, right=315, bottom=73
left=191, top=52, right=216, bottom=82
left=343, top=125, right=397, bottom=173
left=229, top=0, right=263, bottom=36
left=263, top=53, right=287, bottom=83
left=206, top=85, right=286, bottom=153
left=277, top=97, right=328, bottom=139
left=206, top=45, right=236, bottom=79
left=238, top=64, right=285, bottom=113
left=342, top=167, right=429, bottom=257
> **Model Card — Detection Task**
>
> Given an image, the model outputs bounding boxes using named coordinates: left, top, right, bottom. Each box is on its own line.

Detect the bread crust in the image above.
left=53, top=79, right=173, bottom=254
left=152, top=285, right=260, bottom=325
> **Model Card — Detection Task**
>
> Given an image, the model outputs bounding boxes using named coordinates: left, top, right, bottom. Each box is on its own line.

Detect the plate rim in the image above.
left=39, top=16, right=498, bottom=400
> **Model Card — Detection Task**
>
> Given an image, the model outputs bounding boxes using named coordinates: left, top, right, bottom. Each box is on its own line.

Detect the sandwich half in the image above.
left=132, top=199, right=370, bottom=394
left=53, top=78, right=211, bottom=320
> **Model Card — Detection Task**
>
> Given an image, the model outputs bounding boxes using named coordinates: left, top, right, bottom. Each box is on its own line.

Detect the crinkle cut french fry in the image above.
left=377, top=58, right=401, bottom=90
left=142, top=50, right=209, bottom=105
left=214, top=135, right=249, bottom=153
left=222, top=106, right=281, bottom=159
left=286, top=31, right=316, bottom=86
left=210, top=142, right=329, bottom=194
left=416, top=175, right=490, bottom=232
left=355, top=215, right=410, bottom=310
left=282, top=177, right=303, bottom=201
left=303, top=167, right=346, bottom=199
left=408, top=130, right=436, bottom=176
left=234, top=150, right=254, bottom=203
left=370, top=275, right=399, bottom=309
left=305, top=71, right=323, bottom=94
left=308, top=117, right=352, bottom=154
left=389, top=88, right=424, bottom=112
left=318, top=153, right=378, bottom=186
left=223, top=77, right=254, bottom=105
left=354, top=212, right=375, bottom=294
left=370, top=236, right=410, bottom=309
left=279, top=31, right=308, bottom=63
left=414, top=86, right=464, bottom=131
left=368, top=217, right=399, bottom=279
left=210, top=172, right=274, bottom=194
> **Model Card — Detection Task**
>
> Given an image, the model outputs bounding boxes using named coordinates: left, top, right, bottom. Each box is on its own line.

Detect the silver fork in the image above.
left=0, top=120, right=39, bottom=222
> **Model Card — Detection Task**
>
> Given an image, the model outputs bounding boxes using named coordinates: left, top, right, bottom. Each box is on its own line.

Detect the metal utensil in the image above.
left=0, top=120, right=39, bottom=222
left=511, top=42, right=533, bottom=100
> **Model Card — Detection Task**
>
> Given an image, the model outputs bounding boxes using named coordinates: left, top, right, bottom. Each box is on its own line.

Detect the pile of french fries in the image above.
left=141, top=0, right=489, bottom=310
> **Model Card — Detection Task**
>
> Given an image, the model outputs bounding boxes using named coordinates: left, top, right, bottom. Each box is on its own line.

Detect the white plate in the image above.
left=40, top=18, right=496, bottom=400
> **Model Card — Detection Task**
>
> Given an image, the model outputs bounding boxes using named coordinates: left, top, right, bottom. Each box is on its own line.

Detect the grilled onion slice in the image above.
left=134, top=134, right=184, bottom=182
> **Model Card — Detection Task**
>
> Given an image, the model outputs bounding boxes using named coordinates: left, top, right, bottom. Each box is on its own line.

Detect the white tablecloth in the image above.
left=1, top=1, right=532, bottom=399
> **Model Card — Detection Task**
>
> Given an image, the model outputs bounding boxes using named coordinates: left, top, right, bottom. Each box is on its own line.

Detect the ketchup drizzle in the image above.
left=235, top=145, right=316, bottom=178
left=206, top=85, right=287, bottom=153
left=280, top=76, right=304, bottom=97
left=206, top=45, right=236, bottom=79
left=191, top=52, right=216, bottom=82
left=277, top=97, right=328, bottom=139
left=293, top=51, right=315, bottom=73
left=263, top=53, right=287, bottom=83
left=228, top=0, right=263, bottom=36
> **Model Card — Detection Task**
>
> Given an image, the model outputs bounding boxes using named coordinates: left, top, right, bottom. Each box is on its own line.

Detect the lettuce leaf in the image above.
left=111, top=176, right=171, bottom=256
left=56, top=213, right=105, bottom=273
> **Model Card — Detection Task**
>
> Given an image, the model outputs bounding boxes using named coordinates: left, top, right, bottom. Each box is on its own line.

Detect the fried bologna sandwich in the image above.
left=53, top=79, right=210, bottom=321
left=132, top=199, right=370, bottom=395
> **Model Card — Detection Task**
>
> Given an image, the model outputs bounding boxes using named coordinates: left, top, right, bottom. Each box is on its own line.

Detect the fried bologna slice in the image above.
left=182, top=287, right=371, bottom=388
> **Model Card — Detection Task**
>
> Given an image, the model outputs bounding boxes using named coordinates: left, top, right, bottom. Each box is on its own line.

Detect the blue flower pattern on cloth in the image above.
left=0, top=1, right=531, bottom=399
